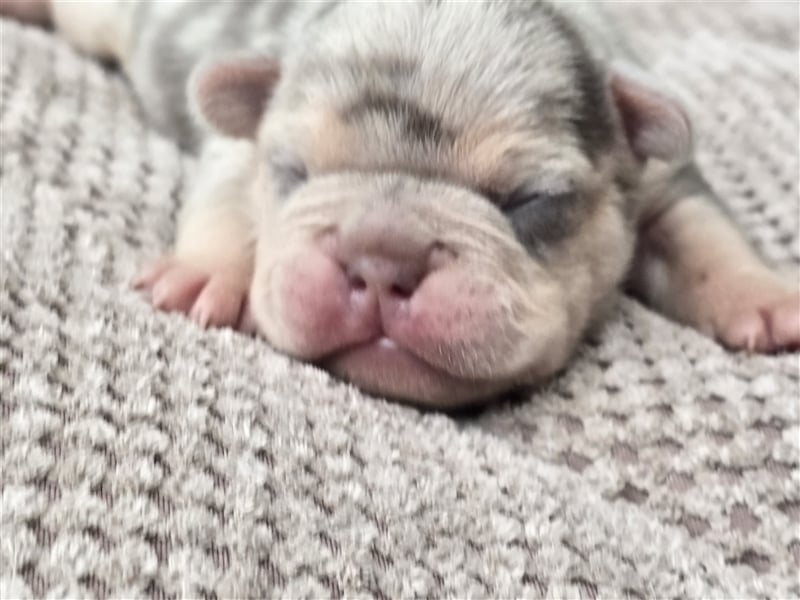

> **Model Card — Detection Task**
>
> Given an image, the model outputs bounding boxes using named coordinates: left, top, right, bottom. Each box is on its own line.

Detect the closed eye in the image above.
left=481, top=186, right=555, bottom=213
left=501, top=189, right=548, bottom=212
left=501, top=188, right=583, bottom=250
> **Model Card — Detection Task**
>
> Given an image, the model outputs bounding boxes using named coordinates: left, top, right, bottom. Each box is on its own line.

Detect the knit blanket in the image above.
left=1, top=3, right=798, bottom=597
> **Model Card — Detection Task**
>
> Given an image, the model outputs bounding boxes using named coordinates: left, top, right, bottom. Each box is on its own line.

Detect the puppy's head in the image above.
left=190, top=1, right=691, bottom=408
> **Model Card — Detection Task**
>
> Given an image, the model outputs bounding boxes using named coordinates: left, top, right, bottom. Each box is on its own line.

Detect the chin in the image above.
left=321, top=336, right=508, bottom=409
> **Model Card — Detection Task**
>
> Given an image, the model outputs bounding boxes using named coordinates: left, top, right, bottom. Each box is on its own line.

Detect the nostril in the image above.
left=343, top=255, right=425, bottom=298
left=389, top=282, right=414, bottom=299
left=349, top=274, right=367, bottom=292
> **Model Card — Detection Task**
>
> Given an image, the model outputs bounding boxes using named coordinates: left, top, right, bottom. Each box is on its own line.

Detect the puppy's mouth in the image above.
left=321, top=335, right=494, bottom=406
left=325, top=335, right=439, bottom=373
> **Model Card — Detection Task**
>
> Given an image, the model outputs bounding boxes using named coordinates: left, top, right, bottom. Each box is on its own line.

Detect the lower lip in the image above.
left=322, top=337, right=498, bottom=408
left=323, top=336, right=453, bottom=387
left=329, top=336, right=434, bottom=371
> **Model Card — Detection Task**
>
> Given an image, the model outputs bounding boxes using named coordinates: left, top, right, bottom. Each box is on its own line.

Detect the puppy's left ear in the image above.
left=189, top=55, right=281, bottom=139
left=610, top=67, right=693, bottom=163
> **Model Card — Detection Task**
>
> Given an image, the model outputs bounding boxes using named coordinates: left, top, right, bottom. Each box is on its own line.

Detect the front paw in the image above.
left=133, top=258, right=250, bottom=330
left=703, top=271, right=800, bottom=353
left=722, top=293, right=800, bottom=353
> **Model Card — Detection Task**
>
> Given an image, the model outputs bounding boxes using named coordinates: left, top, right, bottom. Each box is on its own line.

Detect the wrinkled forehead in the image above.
left=269, top=0, right=612, bottom=188
left=275, top=100, right=587, bottom=199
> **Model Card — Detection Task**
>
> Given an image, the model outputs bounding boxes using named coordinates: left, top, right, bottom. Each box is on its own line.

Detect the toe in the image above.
left=189, top=275, right=245, bottom=329
left=769, top=295, right=800, bottom=350
left=151, top=267, right=208, bottom=313
left=132, top=258, right=172, bottom=291
left=722, top=309, right=770, bottom=353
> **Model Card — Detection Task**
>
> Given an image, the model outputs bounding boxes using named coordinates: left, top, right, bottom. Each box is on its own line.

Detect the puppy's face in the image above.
left=194, top=2, right=686, bottom=407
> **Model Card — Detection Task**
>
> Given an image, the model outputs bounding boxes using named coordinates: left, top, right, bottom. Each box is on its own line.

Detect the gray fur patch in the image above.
left=546, top=6, right=616, bottom=162
left=344, top=91, right=455, bottom=147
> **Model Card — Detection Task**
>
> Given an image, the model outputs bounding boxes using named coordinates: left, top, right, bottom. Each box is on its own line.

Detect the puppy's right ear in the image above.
left=189, top=55, right=281, bottom=139
left=609, top=64, right=693, bottom=164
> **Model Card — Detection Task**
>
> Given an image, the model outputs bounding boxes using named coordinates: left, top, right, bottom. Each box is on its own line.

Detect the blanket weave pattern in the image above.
left=1, top=3, right=798, bottom=597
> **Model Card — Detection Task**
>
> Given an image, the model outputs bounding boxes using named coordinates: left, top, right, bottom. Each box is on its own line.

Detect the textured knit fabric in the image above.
left=1, top=3, right=798, bottom=598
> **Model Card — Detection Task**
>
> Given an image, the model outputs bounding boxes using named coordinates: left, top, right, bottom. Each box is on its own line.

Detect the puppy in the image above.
left=2, top=0, right=797, bottom=408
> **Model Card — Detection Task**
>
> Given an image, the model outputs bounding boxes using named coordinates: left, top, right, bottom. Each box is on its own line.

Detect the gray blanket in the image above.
left=1, top=2, right=798, bottom=597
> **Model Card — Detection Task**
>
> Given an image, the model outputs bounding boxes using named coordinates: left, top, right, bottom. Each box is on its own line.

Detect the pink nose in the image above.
left=276, top=224, right=457, bottom=359
left=344, top=253, right=428, bottom=299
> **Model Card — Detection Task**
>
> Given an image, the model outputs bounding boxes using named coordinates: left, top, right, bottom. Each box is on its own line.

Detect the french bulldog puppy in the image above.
left=1, top=0, right=797, bottom=408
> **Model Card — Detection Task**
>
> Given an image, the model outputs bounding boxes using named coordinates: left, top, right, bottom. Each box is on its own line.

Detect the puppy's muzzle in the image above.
left=251, top=176, right=571, bottom=406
